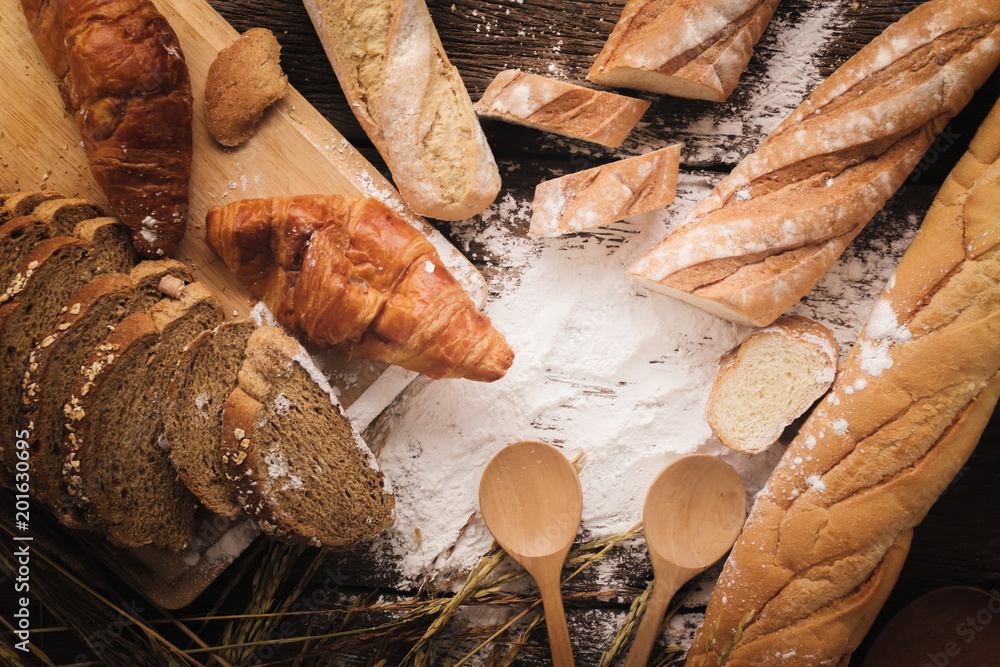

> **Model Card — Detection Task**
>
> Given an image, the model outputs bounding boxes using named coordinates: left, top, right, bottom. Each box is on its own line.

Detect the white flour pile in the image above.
left=368, top=169, right=918, bottom=590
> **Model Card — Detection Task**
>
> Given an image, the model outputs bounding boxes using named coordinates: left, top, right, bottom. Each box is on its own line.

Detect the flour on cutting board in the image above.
left=369, top=168, right=919, bottom=595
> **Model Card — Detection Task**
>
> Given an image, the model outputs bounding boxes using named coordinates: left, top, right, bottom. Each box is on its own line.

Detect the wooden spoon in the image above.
left=479, top=440, right=583, bottom=667
left=625, top=455, right=747, bottom=667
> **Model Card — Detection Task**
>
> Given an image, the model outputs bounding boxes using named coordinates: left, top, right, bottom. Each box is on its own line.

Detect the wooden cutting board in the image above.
left=0, top=0, right=486, bottom=608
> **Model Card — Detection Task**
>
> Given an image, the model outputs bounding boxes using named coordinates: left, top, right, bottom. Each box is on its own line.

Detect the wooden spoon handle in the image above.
left=538, top=572, right=575, bottom=667
left=624, top=577, right=680, bottom=667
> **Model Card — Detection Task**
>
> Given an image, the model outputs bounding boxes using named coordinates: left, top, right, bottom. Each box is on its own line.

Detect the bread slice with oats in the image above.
left=164, top=318, right=259, bottom=517
left=221, top=326, right=395, bottom=548
left=62, top=282, right=223, bottom=548
left=22, top=260, right=193, bottom=526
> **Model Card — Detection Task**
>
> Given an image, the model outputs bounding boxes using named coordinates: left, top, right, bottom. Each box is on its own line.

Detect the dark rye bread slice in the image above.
left=164, top=318, right=258, bottom=517
left=63, top=283, right=224, bottom=548
left=74, top=217, right=139, bottom=274
left=0, top=216, right=51, bottom=288
left=2, top=191, right=63, bottom=221
left=0, top=196, right=107, bottom=288
left=20, top=260, right=195, bottom=526
left=221, top=326, right=395, bottom=548
left=0, top=235, right=135, bottom=486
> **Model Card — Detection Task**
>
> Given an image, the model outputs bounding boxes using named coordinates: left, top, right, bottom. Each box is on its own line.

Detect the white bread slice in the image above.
left=706, top=315, right=837, bottom=453
left=474, top=70, right=649, bottom=148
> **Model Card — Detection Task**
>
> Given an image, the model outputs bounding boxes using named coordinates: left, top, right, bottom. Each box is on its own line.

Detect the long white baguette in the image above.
left=628, top=0, right=1000, bottom=327
left=302, top=0, right=501, bottom=221
left=588, top=0, right=781, bottom=101
left=685, top=93, right=1000, bottom=667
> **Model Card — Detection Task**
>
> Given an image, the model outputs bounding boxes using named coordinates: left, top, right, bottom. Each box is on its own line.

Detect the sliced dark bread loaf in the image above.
left=2, top=191, right=63, bottom=220
left=0, top=235, right=135, bottom=485
left=164, top=318, right=258, bottom=517
left=74, top=217, right=139, bottom=274
left=0, top=216, right=51, bottom=288
left=63, top=283, right=224, bottom=548
left=0, top=196, right=107, bottom=288
left=221, top=326, right=395, bottom=549
left=21, top=260, right=195, bottom=526
left=32, top=198, right=106, bottom=235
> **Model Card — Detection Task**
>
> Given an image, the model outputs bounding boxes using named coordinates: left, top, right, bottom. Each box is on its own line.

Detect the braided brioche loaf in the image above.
left=685, top=94, right=1000, bottom=666
left=629, top=0, right=1000, bottom=327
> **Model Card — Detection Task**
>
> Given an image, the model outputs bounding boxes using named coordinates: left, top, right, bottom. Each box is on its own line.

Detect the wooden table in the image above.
left=7, top=0, right=1000, bottom=664
left=207, top=0, right=1000, bottom=663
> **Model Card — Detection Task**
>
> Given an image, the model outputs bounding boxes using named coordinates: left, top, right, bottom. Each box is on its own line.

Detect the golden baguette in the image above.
left=628, top=0, right=1000, bottom=327
left=302, top=0, right=500, bottom=221
left=685, top=94, right=1000, bottom=667
left=588, top=0, right=781, bottom=101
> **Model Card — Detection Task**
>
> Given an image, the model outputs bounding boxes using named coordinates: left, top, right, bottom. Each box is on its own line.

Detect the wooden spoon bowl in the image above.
left=479, top=440, right=583, bottom=667
left=625, top=454, right=747, bottom=667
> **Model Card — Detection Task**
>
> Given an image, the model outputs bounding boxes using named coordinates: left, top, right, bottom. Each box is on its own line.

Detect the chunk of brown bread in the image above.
left=205, top=28, right=288, bottom=147
left=706, top=315, right=839, bottom=453
left=21, top=260, right=194, bottom=526
left=221, top=326, right=395, bottom=548
left=164, top=318, right=258, bottom=517
left=63, top=283, right=224, bottom=549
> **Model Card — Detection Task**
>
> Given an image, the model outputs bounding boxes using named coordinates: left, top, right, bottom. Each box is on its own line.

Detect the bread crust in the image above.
left=588, top=0, right=782, bottom=101
left=686, top=94, right=1000, bottom=666
left=475, top=70, right=650, bottom=148
left=628, top=0, right=1000, bottom=327
left=529, top=144, right=680, bottom=237
left=20, top=0, right=193, bottom=257
left=302, top=0, right=500, bottom=220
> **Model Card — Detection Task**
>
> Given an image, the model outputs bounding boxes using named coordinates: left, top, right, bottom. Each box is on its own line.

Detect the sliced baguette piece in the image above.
left=63, top=283, right=224, bottom=549
left=474, top=70, right=650, bottom=148
left=302, top=0, right=500, bottom=220
left=686, top=95, right=1000, bottom=666
left=164, top=318, right=258, bottom=517
left=221, top=326, right=395, bottom=548
left=706, top=315, right=838, bottom=454
left=21, top=260, right=194, bottom=526
left=588, top=0, right=781, bottom=101
left=627, top=0, right=1000, bottom=327
left=529, top=144, right=681, bottom=237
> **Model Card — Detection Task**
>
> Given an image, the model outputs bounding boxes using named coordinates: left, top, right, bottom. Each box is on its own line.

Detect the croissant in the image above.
left=21, top=0, right=193, bottom=258
left=205, top=195, right=514, bottom=382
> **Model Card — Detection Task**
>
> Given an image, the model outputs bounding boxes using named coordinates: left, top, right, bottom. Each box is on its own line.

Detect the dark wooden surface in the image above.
left=5, top=0, right=1000, bottom=664
left=204, top=0, right=1000, bottom=663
